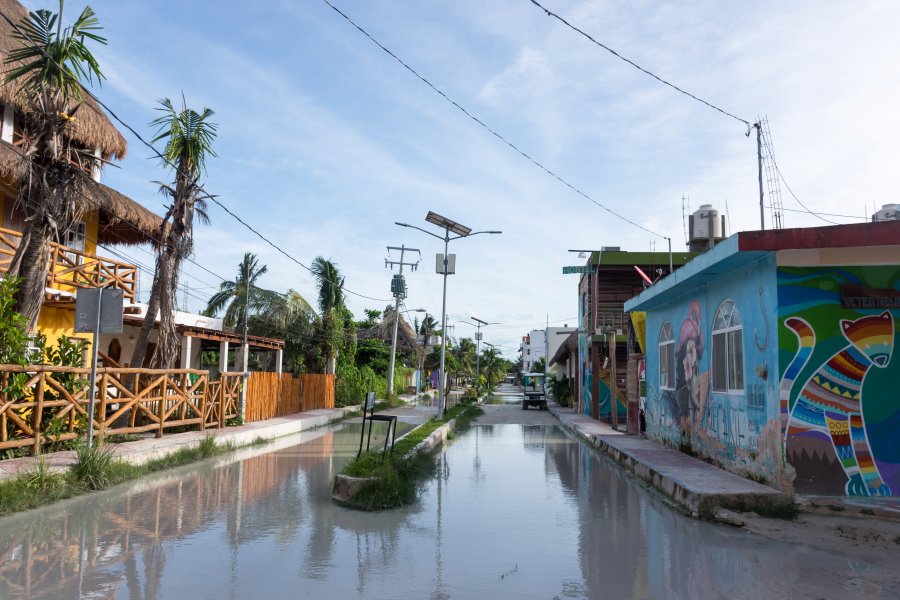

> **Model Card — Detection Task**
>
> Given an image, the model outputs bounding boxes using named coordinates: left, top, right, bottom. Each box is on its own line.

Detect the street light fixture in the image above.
left=396, top=212, right=502, bottom=419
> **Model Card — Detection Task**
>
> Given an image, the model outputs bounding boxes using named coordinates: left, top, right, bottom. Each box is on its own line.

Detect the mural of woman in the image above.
left=675, top=300, right=706, bottom=434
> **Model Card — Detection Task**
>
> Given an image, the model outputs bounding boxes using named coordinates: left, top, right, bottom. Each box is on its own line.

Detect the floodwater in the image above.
left=0, top=421, right=897, bottom=599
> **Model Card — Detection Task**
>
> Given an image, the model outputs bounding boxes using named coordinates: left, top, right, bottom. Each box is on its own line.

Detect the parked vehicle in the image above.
left=522, top=372, right=547, bottom=410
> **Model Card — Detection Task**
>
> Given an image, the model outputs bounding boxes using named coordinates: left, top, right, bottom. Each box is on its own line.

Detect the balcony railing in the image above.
left=0, top=226, right=137, bottom=302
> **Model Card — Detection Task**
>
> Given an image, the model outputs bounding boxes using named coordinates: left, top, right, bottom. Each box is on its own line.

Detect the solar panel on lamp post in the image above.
left=396, top=213, right=501, bottom=419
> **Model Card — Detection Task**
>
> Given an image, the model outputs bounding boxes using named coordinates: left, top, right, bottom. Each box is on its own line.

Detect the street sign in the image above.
left=75, top=288, right=124, bottom=334
left=562, top=265, right=591, bottom=274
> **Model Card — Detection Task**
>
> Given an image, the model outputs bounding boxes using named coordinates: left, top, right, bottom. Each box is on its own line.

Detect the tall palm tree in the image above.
left=204, top=252, right=269, bottom=328
left=4, top=2, right=107, bottom=330
left=310, top=256, right=344, bottom=374
left=131, top=97, right=217, bottom=369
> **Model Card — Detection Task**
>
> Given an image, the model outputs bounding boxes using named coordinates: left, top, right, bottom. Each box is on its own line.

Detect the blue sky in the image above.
left=22, top=0, right=900, bottom=357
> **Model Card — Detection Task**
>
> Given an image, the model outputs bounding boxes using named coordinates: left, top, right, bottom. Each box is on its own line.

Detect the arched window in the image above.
left=658, top=321, right=675, bottom=389
left=712, top=300, right=744, bottom=393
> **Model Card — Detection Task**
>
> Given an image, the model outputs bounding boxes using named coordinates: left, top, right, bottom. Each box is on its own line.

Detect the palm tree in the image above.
left=310, top=256, right=344, bottom=374
left=204, top=252, right=269, bottom=328
left=453, top=337, right=477, bottom=381
left=417, top=314, right=439, bottom=388
left=480, top=347, right=505, bottom=394
left=4, top=2, right=107, bottom=330
left=131, top=97, right=217, bottom=369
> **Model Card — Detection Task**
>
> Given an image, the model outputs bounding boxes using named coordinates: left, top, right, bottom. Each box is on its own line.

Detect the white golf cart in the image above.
left=522, top=372, right=547, bottom=410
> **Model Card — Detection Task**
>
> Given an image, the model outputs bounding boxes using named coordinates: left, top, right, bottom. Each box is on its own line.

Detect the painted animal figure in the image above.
left=780, top=311, right=894, bottom=497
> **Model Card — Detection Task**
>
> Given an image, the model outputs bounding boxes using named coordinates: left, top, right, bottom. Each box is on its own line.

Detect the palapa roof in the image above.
left=0, top=0, right=162, bottom=246
left=358, top=308, right=424, bottom=357
left=0, top=0, right=127, bottom=159
left=0, top=141, right=162, bottom=245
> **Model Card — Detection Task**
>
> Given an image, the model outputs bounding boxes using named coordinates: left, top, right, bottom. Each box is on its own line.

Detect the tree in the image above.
left=310, top=256, right=345, bottom=374
left=132, top=98, right=217, bottom=369
left=4, top=2, right=107, bottom=331
left=204, top=252, right=269, bottom=327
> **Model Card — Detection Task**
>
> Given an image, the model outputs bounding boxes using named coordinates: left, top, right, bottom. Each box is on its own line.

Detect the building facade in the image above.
left=625, top=221, right=900, bottom=496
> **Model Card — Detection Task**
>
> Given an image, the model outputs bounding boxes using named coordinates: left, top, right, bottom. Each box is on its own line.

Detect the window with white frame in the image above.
left=63, top=221, right=86, bottom=266
left=658, top=321, right=675, bottom=389
left=712, top=299, right=744, bottom=393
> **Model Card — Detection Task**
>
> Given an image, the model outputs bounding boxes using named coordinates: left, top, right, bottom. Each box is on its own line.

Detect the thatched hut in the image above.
left=0, top=0, right=162, bottom=246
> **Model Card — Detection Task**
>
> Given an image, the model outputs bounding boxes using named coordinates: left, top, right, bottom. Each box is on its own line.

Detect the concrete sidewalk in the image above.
left=0, top=405, right=360, bottom=482
left=548, top=403, right=793, bottom=519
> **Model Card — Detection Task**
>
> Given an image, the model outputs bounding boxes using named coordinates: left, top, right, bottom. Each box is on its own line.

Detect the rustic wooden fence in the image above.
left=244, top=372, right=335, bottom=422
left=0, top=365, right=243, bottom=455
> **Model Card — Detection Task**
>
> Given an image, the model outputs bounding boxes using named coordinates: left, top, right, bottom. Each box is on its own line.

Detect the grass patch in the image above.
left=337, top=402, right=483, bottom=511
left=0, top=435, right=239, bottom=518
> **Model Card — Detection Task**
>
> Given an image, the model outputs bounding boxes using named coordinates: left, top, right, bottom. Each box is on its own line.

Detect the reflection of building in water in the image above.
left=545, top=431, right=799, bottom=599
left=0, top=433, right=337, bottom=599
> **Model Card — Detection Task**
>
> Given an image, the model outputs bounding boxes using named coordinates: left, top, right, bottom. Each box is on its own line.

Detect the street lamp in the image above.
left=396, top=212, right=501, bottom=419
left=461, top=316, right=499, bottom=382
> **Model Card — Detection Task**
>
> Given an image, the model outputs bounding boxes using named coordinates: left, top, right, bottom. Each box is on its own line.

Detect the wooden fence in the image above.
left=0, top=365, right=242, bottom=455
left=244, top=372, right=335, bottom=422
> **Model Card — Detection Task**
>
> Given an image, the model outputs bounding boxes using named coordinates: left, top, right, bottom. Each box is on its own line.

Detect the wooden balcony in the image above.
left=0, top=226, right=138, bottom=302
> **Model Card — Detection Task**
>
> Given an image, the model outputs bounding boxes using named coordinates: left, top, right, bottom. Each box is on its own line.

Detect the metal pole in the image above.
left=756, top=122, right=765, bottom=231
left=86, top=289, right=103, bottom=449
left=240, top=258, right=249, bottom=422
left=475, top=323, right=481, bottom=381
left=387, top=246, right=406, bottom=398
left=437, top=232, right=449, bottom=419
left=667, top=237, right=673, bottom=273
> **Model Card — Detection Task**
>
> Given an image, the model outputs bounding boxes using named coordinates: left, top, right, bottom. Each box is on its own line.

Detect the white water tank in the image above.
left=692, top=204, right=723, bottom=239
left=873, top=204, right=899, bottom=222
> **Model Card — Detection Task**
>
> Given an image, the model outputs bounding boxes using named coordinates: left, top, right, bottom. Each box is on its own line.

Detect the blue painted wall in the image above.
left=643, top=253, right=783, bottom=486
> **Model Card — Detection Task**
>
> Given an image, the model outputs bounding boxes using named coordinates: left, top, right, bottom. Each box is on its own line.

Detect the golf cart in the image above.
left=522, top=372, right=547, bottom=410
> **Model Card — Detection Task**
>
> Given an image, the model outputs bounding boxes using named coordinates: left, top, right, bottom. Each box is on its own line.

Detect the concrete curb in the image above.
left=547, top=403, right=793, bottom=519
left=332, top=418, right=457, bottom=504
left=0, top=405, right=358, bottom=482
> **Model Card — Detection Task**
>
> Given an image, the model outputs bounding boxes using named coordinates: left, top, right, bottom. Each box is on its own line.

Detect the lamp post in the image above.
left=397, top=212, right=501, bottom=419
left=461, top=317, right=499, bottom=383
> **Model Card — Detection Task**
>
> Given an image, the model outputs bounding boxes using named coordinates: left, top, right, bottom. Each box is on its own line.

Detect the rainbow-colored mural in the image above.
left=778, top=266, right=900, bottom=496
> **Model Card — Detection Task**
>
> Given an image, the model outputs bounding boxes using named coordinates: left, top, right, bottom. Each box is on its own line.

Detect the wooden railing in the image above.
left=245, top=372, right=335, bottom=423
left=0, top=226, right=138, bottom=301
left=0, top=366, right=243, bottom=455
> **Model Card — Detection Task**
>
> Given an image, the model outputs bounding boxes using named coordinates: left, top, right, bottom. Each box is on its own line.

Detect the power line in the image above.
left=0, top=7, right=390, bottom=305
left=320, top=0, right=666, bottom=240
left=771, top=162, right=840, bottom=225
left=527, top=0, right=750, bottom=127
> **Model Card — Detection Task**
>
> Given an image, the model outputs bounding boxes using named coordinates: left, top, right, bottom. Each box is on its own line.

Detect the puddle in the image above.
left=0, top=423, right=895, bottom=599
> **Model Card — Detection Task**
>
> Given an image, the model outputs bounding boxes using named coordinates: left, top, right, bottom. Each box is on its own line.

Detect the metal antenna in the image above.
left=759, top=117, right=784, bottom=229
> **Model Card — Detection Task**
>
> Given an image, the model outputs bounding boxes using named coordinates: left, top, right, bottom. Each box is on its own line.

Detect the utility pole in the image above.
left=750, top=121, right=765, bottom=231
left=240, top=257, right=250, bottom=422
left=385, top=245, right=420, bottom=399
left=472, top=317, right=487, bottom=381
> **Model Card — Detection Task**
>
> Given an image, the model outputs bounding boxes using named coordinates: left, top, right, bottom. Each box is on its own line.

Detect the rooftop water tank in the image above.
left=688, top=204, right=726, bottom=251
left=873, top=204, right=899, bottom=222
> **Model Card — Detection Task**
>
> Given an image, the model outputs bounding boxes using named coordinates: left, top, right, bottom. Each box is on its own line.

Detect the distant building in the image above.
left=520, top=329, right=546, bottom=372
left=625, top=220, right=900, bottom=497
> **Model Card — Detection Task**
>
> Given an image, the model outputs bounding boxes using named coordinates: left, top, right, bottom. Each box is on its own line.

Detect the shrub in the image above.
left=73, top=443, right=117, bottom=490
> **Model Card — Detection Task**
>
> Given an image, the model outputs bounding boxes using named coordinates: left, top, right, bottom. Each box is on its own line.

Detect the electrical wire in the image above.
left=0, top=7, right=391, bottom=304
left=320, top=0, right=666, bottom=240
left=527, top=0, right=750, bottom=127
left=771, top=162, right=840, bottom=225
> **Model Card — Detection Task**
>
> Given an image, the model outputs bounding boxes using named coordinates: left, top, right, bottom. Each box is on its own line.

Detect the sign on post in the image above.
left=75, top=287, right=124, bottom=450
left=75, top=288, right=124, bottom=334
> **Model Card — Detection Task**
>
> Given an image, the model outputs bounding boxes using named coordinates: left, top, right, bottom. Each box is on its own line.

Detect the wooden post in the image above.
left=33, top=372, right=44, bottom=456
left=199, top=374, right=207, bottom=432
left=157, top=376, right=167, bottom=438
left=219, top=377, right=226, bottom=429
left=609, top=330, right=619, bottom=431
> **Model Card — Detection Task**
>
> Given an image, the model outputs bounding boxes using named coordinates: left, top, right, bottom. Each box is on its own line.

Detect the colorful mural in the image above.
left=578, top=276, right=592, bottom=415
left=778, top=266, right=900, bottom=496
left=643, top=256, right=781, bottom=487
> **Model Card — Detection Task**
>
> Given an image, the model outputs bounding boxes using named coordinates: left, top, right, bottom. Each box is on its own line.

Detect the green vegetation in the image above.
left=0, top=434, right=238, bottom=517
left=337, top=402, right=483, bottom=511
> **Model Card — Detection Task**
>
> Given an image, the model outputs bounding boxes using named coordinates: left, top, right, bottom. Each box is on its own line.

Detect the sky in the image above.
left=19, top=0, right=900, bottom=358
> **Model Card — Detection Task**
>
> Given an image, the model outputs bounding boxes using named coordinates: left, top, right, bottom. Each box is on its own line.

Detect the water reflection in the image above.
left=0, top=423, right=895, bottom=599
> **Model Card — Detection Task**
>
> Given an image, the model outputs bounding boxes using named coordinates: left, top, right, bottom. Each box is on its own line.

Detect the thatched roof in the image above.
left=358, top=308, right=424, bottom=357
left=0, top=141, right=162, bottom=245
left=0, top=0, right=127, bottom=159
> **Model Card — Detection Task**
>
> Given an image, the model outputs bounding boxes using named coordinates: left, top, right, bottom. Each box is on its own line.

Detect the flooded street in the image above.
left=0, top=411, right=897, bottom=599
